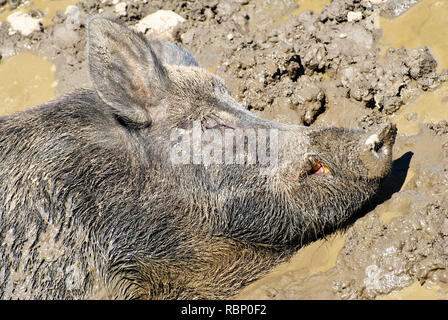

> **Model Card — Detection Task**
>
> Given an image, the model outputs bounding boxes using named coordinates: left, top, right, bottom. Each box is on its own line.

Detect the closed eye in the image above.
left=201, top=115, right=236, bottom=131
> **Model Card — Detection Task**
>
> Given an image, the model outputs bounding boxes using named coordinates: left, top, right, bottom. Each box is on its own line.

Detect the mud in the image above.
left=0, top=52, right=55, bottom=115
left=0, top=0, right=447, bottom=299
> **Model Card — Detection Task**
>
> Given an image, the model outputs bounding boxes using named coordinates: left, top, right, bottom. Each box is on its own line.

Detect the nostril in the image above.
left=374, top=141, right=384, bottom=153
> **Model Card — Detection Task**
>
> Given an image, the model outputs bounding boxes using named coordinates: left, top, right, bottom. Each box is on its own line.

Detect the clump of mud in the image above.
left=0, top=1, right=25, bottom=10
left=214, top=1, right=444, bottom=120
left=0, top=0, right=447, bottom=299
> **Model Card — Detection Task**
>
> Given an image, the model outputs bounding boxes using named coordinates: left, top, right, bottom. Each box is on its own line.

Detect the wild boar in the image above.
left=0, top=17, right=396, bottom=299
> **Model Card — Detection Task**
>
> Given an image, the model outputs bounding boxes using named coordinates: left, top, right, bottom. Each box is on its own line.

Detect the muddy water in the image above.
left=0, top=52, right=56, bottom=115
left=392, top=82, right=448, bottom=136
left=0, top=0, right=77, bottom=115
left=377, top=281, right=444, bottom=299
left=295, top=0, right=330, bottom=14
left=237, top=233, right=346, bottom=299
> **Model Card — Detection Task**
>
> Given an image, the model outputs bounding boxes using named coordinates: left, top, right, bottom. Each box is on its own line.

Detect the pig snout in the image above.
left=360, top=123, right=397, bottom=179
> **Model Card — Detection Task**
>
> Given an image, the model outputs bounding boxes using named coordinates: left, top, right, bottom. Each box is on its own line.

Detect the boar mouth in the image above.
left=308, top=156, right=330, bottom=176
left=281, top=156, right=330, bottom=182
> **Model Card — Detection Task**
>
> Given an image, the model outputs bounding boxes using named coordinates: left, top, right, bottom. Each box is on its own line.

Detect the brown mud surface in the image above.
left=0, top=0, right=447, bottom=299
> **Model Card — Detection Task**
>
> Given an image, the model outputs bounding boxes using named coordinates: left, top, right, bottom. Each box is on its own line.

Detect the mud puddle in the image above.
left=295, top=0, right=330, bottom=15
left=379, top=0, right=448, bottom=72
left=236, top=233, right=346, bottom=299
left=392, top=82, right=448, bottom=136
left=0, top=52, right=56, bottom=115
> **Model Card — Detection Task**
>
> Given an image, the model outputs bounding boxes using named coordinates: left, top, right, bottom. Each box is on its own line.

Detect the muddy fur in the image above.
left=0, top=18, right=396, bottom=299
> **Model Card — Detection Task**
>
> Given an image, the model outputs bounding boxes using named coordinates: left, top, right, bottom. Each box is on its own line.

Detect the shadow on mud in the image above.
left=346, top=151, right=414, bottom=226
left=376, top=151, right=414, bottom=204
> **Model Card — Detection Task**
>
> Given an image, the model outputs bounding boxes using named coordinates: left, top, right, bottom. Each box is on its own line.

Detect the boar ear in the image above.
left=87, top=17, right=169, bottom=127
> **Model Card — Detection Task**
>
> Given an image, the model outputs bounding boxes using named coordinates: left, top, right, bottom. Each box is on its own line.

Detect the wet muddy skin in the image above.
left=0, top=0, right=447, bottom=299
